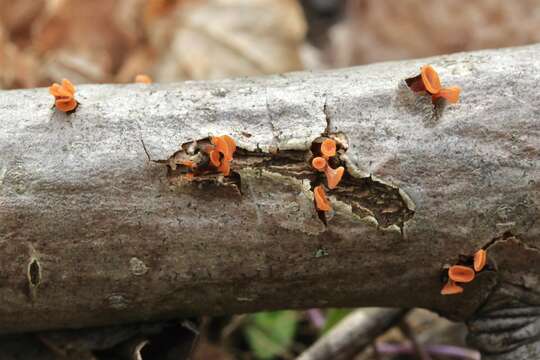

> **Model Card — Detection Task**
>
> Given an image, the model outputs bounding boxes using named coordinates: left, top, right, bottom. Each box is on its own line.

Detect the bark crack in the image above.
left=163, top=135, right=416, bottom=230
left=482, top=231, right=540, bottom=254
left=140, top=139, right=151, bottom=161
left=322, top=94, right=331, bottom=134
left=265, top=87, right=280, bottom=148
left=135, top=118, right=152, bottom=161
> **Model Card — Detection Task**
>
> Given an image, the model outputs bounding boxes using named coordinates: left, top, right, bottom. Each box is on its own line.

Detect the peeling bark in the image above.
left=0, top=44, right=539, bottom=358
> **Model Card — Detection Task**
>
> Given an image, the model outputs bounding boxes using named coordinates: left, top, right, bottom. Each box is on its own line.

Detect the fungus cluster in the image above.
left=169, top=135, right=237, bottom=180
left=441, top=249, right=487, bottom=295
left=310, top=137, right=346, bottom=218
left=49, top=79, right=78, bottom=112
left=406, top=65, right=461, bottom=104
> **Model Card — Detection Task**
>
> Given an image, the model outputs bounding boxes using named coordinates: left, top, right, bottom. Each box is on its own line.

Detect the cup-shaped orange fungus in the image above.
left=49, top=79, right=78, bottom=112
left=208, top=135, right=237, bottom=176
left=321, top=139, right=337, bottom=158
left=312, top=157, right=327, bottom=171
left=420, top=65, right=441, bottom=94
left=441, top=280, right=464, bottom=295
left=473, top=249, right=487, bottom=272
left=221, top=135, right=237, bottom=155
left=49, top=83, right=72, bottom=98
left=432, top=86, right=461, bottom=104
left=54, top=98, right=78, bottom=112
left=407, top=65, right=460, bottom=105
left=314, top=185, right=331, bottom=212
left=407, top=65, right=441, bottom=94
left=325, top=166, right=345, bottom=190
left=135, top=74, right=153, bottom=84
left=211, top=136, right=232, bottom=161
left=61, top=79, right=75, bottom=94
left=448, top=265, right=475, bottom=283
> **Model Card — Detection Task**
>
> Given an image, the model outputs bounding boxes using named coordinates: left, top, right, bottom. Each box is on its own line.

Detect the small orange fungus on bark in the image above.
left=209, top=135, right=236, bottom=176
left=325, top=166, right=344, bottom=190
left=432, top=86, right=461, bottom=104
left=314, top=185, right=331, bottom=212
left=420, top=65, right=441, bottom=94
left=49, top=79, right=78, bottom=112
left=441, top=280, right=464, bottom=295
left=474, top=249, right=487, bottom=272
left=448, top=265, right=475, bottom=283
left=320, top=139, right=337, bottom=158
left=406, top=65, right=461, bottom=105
left=312, top=157, right=327, bottom=171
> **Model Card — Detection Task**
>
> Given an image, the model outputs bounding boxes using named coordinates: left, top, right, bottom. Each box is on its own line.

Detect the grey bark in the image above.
left=0, top=43, right=539, bottom=358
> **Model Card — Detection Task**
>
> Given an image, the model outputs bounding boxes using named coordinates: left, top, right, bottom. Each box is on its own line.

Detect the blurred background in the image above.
left=1, top=0, right=540, bottom=359
left=2, top=0, right=540, bottom=89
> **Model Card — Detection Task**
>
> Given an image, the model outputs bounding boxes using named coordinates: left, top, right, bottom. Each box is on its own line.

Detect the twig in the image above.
left=296, top=308, right=408, bottom=360
left=398, top=321, right=431, bottom=360
left=376, top=342, right=481, bottom=360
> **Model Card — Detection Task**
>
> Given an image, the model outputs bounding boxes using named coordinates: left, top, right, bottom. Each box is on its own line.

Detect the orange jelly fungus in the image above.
left=312, top=157, right=327, bottom=171
left=135, top=74, right=153, bottom=84
left=474, top=249, right=487, bottom=272
left=209, top=135, right=237, bottom=176
left=448, top=265, right=475, bottom=283
left=321, top=139, right=337, bottom=158
left=432, top=86, right=461, bottom=104
left=441, top=280, right=464, bottom=295
left=420, top=65, right=441, bottom=94
left=222, top=135, right=237, bottom=155
left=325, top=166, right=345, bottom=190
left=314, top=185, right=331, bottom=212
left=211, top=136, right=230, bottom=158
left=49, top=79, right=78, bottom=112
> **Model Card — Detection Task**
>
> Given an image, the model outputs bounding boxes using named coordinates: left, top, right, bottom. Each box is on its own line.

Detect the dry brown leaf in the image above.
left=0, top=26, right=40, bottom=89
left=1, top=0, right=307, bottom=87
left=30, top=0, right=141, bottom=83
left=148, top=0, right=308, bottom=81
left=329, top=0, right=540, bottom=66
left=0, top=0, right=46, bottom=45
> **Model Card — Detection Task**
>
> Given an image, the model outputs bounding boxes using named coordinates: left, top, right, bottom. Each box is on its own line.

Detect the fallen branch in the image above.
left=296, top=308, right=407, bottom=360
left=0, top=44, right=539, bottom=359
